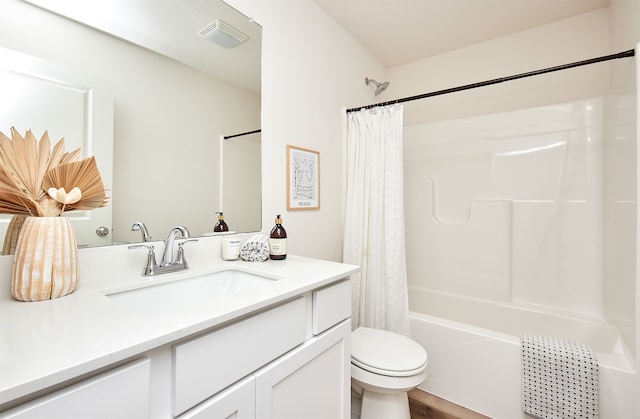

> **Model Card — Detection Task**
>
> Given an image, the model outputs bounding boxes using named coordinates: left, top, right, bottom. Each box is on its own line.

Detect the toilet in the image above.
left=351, top=327, right=428, bottom=419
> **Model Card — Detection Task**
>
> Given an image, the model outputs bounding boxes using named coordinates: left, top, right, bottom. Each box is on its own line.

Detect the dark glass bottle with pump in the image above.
left=214, top=212, right=229, bottom=232
left=269, top=214, right=287, bottom=260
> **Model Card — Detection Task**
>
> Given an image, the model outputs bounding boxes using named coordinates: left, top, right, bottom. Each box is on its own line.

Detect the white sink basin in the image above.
left=102, top=268, right=280, bottom=314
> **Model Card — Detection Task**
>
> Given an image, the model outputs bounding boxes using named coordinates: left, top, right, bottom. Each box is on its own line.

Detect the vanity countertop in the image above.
left=0, top=254, right=359, bottom=405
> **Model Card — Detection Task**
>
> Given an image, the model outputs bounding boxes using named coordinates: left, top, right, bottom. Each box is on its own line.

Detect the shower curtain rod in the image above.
left=346, top=48, right=635, bottom=113
left=223, top=129, right=261, bottom=140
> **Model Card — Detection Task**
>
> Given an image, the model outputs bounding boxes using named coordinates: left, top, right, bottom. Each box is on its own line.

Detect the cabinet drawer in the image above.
left=178, top=375, right=255, bottom=419
left=0, top=358, right=150, bottom=419
left=172, top=297, right=307, bottom=416
left=312, top=279, right=351, bottom=335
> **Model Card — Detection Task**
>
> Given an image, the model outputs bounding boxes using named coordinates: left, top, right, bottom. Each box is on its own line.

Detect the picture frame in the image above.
left=286, top=145, right=320, bottom=210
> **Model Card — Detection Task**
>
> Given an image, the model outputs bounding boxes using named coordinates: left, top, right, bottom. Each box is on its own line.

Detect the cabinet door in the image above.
left=0, top=358, right=150, bottom=419
left=178, top=376, right=255, bottom=419
left=255, top=320, right=351, bottom=419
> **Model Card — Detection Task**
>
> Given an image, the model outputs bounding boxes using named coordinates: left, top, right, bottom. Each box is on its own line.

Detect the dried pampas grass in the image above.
left=0, top=127, right=108, bottom=217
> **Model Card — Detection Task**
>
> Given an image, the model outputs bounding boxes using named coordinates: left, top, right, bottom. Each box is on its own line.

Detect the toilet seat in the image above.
left=351, top=327, right=427, bottom=377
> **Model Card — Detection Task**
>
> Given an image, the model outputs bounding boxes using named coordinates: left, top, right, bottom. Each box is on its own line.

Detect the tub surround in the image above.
left=409, top=312, right=638, bottom=418
left=0, top=235, right=359, bottom=413
left=403, top=95, right=638, bottom=417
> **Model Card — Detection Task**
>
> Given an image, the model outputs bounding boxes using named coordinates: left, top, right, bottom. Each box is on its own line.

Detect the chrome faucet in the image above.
left=131, top=221, right=152, bottom=242
left=128, top=225, right=198, bottom=277
left=160, top=225, right=191, bottom=267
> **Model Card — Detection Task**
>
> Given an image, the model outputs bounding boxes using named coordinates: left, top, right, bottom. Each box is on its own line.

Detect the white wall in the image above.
left=610, top=0, right=640, bottom=52
left=226, top=0, right=386, bottom=261
left=389, top=9, right=611, bottom=125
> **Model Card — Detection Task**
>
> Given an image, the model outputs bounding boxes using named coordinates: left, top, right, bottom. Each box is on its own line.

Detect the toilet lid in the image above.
left=351, top=327, right=427, bottom=377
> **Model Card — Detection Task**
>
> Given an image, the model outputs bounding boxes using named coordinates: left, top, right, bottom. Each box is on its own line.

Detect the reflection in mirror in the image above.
left=0, top=46, right=114, bottom=250
left=0, top=0, right=261, bottom=251
left=221, top=131, right=262, bottom=233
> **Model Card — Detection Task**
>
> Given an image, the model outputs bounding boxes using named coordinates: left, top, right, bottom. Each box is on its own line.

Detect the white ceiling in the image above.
left=314, top=0, right=610, bottom=67
left=23, top=0, right=610, bottom=93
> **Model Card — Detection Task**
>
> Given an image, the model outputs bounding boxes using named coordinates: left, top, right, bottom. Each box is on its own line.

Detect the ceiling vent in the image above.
left=198, top=19, right=248, bottom=49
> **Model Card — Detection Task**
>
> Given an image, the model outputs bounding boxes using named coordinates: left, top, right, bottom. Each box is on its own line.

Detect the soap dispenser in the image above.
left=269, top=214, right=287, bottom=260
left=214, top=212, right=229, bottom=232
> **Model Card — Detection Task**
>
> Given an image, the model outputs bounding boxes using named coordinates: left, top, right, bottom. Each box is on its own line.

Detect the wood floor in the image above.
left=408, top=389, right=491, bottom=419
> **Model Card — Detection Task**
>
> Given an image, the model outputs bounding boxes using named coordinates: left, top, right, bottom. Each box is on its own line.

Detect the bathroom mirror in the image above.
left=0, top=0, right=262, bottom=249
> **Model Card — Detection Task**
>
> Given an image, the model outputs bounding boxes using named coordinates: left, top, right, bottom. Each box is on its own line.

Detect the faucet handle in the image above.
left=175, top=239, right=199, bottom=267
left=128, top=244, right=159, bottom=276
left=177, top=238, right=199, bottom=247
left=128, top=243, right=155, bottom=251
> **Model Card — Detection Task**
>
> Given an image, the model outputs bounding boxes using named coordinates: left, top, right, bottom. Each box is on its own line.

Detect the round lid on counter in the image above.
left=351, top=327, right=428, bottom=377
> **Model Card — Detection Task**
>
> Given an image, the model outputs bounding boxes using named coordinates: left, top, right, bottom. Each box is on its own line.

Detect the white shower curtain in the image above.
left=344, top=104, right=409, bottom=336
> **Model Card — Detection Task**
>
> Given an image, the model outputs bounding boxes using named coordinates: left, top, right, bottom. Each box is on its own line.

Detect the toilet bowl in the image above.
left=351, top=327, right=428, bottom=419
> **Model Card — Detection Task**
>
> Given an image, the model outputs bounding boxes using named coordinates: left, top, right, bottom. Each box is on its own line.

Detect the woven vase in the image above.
left=1, top=214, right=27, bottom=256
left=11, top=216, right=78, bottom=302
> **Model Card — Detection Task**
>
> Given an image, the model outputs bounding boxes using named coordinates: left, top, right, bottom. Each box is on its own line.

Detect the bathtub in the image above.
left=408, top=286, right=638, bottom=419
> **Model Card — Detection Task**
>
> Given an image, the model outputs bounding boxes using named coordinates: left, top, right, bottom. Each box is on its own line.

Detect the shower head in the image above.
left=365, top=77, right=389, bottom=95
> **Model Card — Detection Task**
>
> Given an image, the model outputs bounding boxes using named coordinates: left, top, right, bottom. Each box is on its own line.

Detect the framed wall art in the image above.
left=286, top=145, right=320, bottom=210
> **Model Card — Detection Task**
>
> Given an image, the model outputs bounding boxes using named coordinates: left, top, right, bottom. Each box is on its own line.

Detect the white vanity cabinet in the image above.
left=0, top=358, right=151, bottom=419
left=180, top=321, right=350, bottom=419
left=0, top=275, right=353, bottom=419
left=177, top=279, right=352, bottom=419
